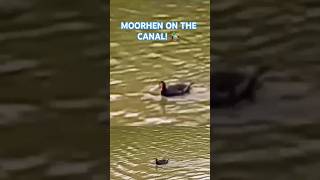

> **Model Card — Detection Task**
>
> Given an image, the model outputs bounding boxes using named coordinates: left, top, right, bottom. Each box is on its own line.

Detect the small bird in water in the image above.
left=159, top=81, right=193, bottom=97
left=155, top=158, right=169, bottom=165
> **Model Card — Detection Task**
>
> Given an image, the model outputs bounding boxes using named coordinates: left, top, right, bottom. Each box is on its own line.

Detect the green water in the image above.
left=110, top=0, right=210, bottom=179
left=111, top=127, right=210, bottom=180
left=110, top=0, right=210, bottom=127
left=2, top=0, right=319, bottom=179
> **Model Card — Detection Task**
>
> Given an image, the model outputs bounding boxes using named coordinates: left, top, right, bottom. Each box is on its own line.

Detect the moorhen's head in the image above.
left=159, top=81, right=166, bottom=92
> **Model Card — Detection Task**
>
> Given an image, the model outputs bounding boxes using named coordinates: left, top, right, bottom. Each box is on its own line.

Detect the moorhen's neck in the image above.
left=160, top=82, right=167, bottom=94
left=161, top=89, right=166, bottom=96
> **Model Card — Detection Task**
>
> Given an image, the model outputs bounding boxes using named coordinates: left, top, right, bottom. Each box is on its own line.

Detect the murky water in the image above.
left=110, top=0, right=210, bottom=127
left=110, top=0, right=210, bottom=179
left=111, top=127, right=210, bottom=180
left=2, top=0, right=319, bottom=179
left=213, top=0, right=320, bottom=179
left=0, top=0, right=106, bottom=179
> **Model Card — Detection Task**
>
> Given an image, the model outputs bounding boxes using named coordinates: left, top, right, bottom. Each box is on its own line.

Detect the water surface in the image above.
left=213, top=0, right=320, bottom=179
left=0, top=0, right=106, bottom=179
left=111, top=126, right=210, bottom=180
left=110, top=0, right=210, bottom=127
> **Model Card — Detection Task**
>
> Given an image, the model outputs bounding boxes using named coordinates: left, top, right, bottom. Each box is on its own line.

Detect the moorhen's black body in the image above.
left=155, top=158, right=169, bottom=165
left=212, top=66, right=269, bottom=108
left=160, top=81, right=193, bottom=97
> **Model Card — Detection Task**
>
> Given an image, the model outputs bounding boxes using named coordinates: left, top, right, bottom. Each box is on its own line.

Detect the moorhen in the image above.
left=160, top=81, right=193, bottom=97
left=212, top=66, right=269, bottom=108
left=155, top=158, right=169, bottom=165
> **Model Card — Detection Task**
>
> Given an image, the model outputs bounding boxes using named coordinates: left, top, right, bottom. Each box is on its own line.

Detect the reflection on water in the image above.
left=111, top=126, right=210, bottom=180
left=213, top=0, right=320, bottom=179
left=110, top=0, right=210, bottom=126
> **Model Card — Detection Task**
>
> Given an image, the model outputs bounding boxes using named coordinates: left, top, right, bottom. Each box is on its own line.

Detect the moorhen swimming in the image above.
left=155, top=158, right=169, bottom=165
left=212, top=66, right=269, bottom=108
left=160, top=81, right=193, bottom=97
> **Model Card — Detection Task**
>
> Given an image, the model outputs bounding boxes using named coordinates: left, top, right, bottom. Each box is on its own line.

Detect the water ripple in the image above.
left=111, top=127, right=210, bottom=179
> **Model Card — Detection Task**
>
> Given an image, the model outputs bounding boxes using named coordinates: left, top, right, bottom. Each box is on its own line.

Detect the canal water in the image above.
left=110, top=127, right=210, bottom=180
left=213, top=0, right=320, bottom=179
left=110, top=0, right=210, bottom=179
left=110, top=0, right=210, bottom=127
left=2, top=0, right=319, bottom=179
